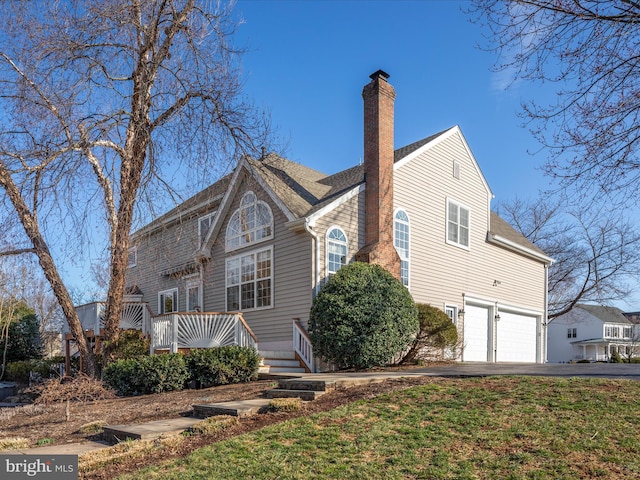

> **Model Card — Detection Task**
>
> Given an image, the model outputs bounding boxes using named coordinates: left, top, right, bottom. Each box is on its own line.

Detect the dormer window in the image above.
left=226, top=191, right=273, bottom=251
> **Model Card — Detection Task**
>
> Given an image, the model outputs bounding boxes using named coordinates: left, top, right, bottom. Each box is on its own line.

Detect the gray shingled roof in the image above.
left=489, top=211, right=547, bottom=257
left=577, top=304, right=631, bottom=324
left=133, top=131, right=547, bottom=261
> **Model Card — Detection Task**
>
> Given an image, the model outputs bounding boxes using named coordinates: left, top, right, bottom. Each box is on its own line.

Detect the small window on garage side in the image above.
left=445, top=305, right=458, bottom=326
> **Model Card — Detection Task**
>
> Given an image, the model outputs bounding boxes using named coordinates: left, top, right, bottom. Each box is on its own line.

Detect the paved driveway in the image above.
left=410, top=362, right=640, bottom=380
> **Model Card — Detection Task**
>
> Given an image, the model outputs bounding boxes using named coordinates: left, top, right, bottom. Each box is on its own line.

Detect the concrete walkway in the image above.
left=2, top=362, right=639, bottom=456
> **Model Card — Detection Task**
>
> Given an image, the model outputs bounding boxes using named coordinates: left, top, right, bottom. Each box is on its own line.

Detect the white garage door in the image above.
left=496, top=312, right=537, bottom=362
left=463, top=304, right=490, bottom=362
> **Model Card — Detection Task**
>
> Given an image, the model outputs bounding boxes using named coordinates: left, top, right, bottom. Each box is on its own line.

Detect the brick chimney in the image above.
left=355, top=70, right=401, bottom=280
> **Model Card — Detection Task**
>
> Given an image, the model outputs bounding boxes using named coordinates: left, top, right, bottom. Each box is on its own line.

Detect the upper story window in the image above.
left=226, top=247, right=273, bottom=311
left=394, top=209, right=410, bottom=287
left=127, top=246, right=137, bottom=268
left=199, top=211, right=216, bottom=248
left=158, top=288, right=178, bottom=315
left=567, top=328, right=577, bottom=338
left=226, top=191, right=273, bottom=251
left=624, top=327, right=633, bottom=338
left=327, top=227, right=348, bottom=276
left=605, top=325, right=620, bottom=338
left=446, top=199, right=470, bottom=249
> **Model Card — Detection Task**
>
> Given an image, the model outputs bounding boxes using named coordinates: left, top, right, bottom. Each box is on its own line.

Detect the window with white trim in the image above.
left=198, top=211, right=216, bottom=248
left=446, top=199, right=470, bottom=248
left=327, top=227, right=348, bottom=276
left=226, top=247, right=272, bottom=311
left=624, top=327, right=633, bottom=338
left=158, top=288, right=178, bottom=314
left=567, top=328, right=577, bottom=338
left=127, top=247, right=137, bottom=268
left=445, top=305, right=458, bottom=326
left=185, top=276, right=202, bottom=312
left=226, top=191, right=273, bottom=251
left=605, top=325, right=620, bottom=338
left=394, top=209, right=410, bottom=287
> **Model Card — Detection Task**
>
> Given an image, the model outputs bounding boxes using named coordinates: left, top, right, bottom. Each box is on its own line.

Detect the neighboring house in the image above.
left=125, top=70, right=553, bottom=369
left=547, top=304, right=638, bottom=363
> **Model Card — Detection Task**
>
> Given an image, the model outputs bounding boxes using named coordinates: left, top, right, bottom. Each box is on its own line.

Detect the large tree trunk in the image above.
left=0, top=162, right=97, bottom=376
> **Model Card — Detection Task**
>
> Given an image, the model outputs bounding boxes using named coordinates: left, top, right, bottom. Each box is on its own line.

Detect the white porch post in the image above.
left=171, top=314, right=178, bottom=353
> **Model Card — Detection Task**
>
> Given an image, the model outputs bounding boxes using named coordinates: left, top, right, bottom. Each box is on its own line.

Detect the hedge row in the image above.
left=102, top=346, right=260, bottom=396
left=4, top=357, right=67, bottom=383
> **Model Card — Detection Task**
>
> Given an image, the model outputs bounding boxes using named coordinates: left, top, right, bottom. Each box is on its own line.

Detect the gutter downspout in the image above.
left=304, top=219, right=320, bottom=297
left=543, top=263, right=549, bottom=363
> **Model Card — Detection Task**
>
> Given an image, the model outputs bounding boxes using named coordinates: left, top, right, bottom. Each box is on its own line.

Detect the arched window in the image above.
left=327, top=227, right=348, bottom=276
left=394, top=209, right=410, bottom=287
left=226, top=191, right=273, bottom=251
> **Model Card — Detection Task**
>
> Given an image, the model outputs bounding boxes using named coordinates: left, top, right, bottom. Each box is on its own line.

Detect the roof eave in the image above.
left=487, top=233, right=554, bottom=265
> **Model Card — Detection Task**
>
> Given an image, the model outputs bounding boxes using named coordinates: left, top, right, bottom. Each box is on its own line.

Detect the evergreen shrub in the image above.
left=309, top=262, right=418, bottom=370
left=400, top=303, right=458, bottom=364
left=186, top=346, right=260, bottom=387
left=102, top=353, right=188, bottom=396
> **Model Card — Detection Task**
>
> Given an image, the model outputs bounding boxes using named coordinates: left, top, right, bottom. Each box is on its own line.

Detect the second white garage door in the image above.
left=496, top=311, right=538, bottom=363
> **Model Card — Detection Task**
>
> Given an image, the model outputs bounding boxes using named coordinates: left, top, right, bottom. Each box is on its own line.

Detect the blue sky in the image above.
left=232, top=0, right=554, bottom=204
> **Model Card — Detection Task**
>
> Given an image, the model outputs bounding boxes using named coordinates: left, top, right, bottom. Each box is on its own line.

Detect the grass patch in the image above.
left=36, top=438, right=55, bottom=446
left=184, top=416, right=239, bottom=436
left=78, top=420, right=107, bottom=435
left=116, top=377, right=640, bottom=479
left=0, top=437, right=29, bottom=450
left=268, top=397, right=303, bottom=413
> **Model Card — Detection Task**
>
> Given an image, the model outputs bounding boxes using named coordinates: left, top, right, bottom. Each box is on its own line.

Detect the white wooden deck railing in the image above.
left=151, top=312, right=258, bottom=353
left=293, top=319, right=315, bottom=372
left=71, top=301, right=152, bottom=335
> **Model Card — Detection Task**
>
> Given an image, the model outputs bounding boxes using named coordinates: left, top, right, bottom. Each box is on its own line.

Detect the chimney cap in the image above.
left=369, top=69, right=390, bottom=81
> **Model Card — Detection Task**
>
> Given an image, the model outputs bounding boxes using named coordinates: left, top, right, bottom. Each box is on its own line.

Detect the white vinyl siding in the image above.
left=393, top=129, right=546, bottom=311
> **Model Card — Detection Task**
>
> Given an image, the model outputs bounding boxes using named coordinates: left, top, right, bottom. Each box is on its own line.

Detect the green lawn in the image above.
left=118, top=376, right=640, bottom=479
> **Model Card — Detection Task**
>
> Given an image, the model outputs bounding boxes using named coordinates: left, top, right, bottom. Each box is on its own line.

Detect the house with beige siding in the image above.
left=125, top=70, right=553, bottom=371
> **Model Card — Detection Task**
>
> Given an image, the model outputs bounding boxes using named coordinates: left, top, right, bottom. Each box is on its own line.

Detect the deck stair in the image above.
left=259, top=350, right=307, bottom=374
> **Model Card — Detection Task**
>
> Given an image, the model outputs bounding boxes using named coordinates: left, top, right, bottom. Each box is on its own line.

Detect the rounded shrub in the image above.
left=102, top=353, right=189, bottom=396
left=400, top=303, right=458, bottom=364
left=186, top=346, right=260, bottom=388
left=309, top=262, right=418, bottom=370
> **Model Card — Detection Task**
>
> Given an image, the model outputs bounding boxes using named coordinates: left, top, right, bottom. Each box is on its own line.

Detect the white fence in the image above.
left=151, top=312, right=258, bottom=353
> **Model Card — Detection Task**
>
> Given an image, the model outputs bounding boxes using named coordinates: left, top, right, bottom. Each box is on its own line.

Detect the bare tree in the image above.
left=498, top=196, right=640, bottom=319
left=469, top=1, right=640, bottom=202
left=0, top=0, right=269, bottom=375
